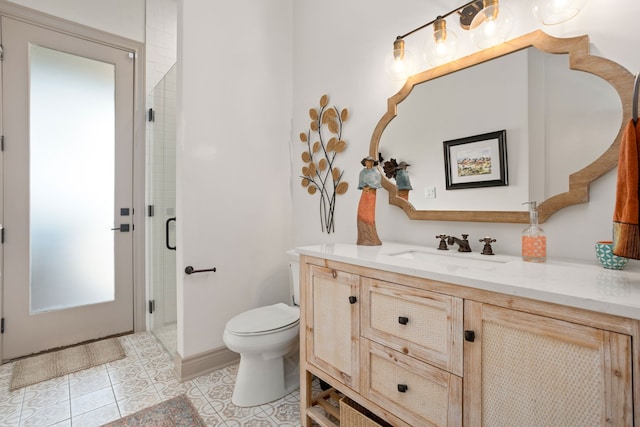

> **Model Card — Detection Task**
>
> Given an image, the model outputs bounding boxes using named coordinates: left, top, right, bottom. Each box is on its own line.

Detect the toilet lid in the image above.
left=226, top=303, right=300, bottom=335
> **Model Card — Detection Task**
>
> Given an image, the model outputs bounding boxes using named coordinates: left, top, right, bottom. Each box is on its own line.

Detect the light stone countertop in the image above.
left=297, top=242, right=640, bottom=321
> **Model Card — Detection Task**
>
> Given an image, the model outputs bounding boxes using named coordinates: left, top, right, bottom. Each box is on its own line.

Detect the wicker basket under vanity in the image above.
left=339, top=397, right=392, bottom=427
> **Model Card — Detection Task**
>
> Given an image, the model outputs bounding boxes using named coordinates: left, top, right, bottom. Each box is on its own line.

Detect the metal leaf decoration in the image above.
left=299, top=94, right=350, bottom=233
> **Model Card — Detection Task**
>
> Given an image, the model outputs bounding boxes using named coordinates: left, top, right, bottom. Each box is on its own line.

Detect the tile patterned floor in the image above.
left=0, top=332, right=302, bottom=426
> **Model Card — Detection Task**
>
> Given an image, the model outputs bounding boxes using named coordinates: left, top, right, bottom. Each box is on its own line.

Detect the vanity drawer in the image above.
left=361, top=339, right=462, bottom=427
left=361, top=277, right=463, bottom=376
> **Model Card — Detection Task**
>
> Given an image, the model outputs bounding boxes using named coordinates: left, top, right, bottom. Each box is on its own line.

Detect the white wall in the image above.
left=177, top=0, right=293, bottom=357
left=6, top=0, right=144, bottom=42
left=291, top=0, right=640, bottom=266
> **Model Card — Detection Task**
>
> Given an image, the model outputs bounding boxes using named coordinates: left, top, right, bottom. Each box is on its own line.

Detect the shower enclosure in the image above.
left=148, top=64, right=177, bottom=354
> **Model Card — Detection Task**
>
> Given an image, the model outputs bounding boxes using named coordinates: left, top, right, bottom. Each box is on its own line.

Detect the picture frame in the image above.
left=443, top=130, right=508, bottom=190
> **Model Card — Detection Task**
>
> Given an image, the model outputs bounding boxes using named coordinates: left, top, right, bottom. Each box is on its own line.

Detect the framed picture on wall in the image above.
left=443, top=130, right=508, bottom=190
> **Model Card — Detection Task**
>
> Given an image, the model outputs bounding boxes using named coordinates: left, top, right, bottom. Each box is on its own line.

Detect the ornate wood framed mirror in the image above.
left=371, top=30, right=634, bottom=223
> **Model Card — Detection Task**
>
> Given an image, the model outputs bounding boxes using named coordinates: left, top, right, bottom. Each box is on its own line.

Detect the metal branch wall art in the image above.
left=299, top=94, right=349, bottom=233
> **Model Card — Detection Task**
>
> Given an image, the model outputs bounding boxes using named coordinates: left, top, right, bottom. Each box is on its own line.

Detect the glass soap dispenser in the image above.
left=522, top=201, right=546, bottom=262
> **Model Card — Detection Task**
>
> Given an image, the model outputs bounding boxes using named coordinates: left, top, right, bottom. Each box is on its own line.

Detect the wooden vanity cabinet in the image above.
left=299, top=254, right=638, bottom=427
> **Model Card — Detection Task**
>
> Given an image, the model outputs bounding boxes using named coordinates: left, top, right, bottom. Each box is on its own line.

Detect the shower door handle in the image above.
left=166, top=217, right=176, bottom=250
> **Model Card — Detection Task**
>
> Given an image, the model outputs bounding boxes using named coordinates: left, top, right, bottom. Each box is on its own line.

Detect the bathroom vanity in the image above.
left=298, top=243, right=640, bottom=427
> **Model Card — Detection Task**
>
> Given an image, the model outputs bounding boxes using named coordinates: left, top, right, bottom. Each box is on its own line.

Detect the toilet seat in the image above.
left=225, top=303, right=299, bottom=336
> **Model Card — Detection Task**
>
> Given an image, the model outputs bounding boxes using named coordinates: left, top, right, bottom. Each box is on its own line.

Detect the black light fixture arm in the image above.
left=396, top=0, right=482, bottom=41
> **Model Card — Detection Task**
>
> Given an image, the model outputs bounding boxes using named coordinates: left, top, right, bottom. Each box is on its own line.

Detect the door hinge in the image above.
left=1, top=135, right=4, bottom=151
left=148, top=300, right=155, bottom=314
left=1, top=318, right=5, bottom=334
left=0, top=45, right=4, bottom=61
left=148, top=108, right=155, bottom=122
left=148, top=205, right=154, bottom=217
left=1, top=228, right=4, bottom=244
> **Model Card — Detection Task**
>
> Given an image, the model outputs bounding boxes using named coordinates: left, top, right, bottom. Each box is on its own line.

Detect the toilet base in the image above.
left=231, top=347, right=299, bottom=407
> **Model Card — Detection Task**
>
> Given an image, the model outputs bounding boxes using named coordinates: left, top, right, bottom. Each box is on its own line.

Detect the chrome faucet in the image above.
left=447, top=234, right=472, bottom=252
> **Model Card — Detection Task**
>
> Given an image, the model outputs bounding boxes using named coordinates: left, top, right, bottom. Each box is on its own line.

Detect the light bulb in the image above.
left=469, top=1, right=514, bottom=49
left=385, top=38, right=416, bottom=81
left=532, top=0, right=587, bottom=25
left=423, top=18, right=458, bottom=67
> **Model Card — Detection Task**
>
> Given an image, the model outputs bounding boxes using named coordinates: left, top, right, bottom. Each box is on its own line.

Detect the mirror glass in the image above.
left=372, top=31, right=632, bottom=223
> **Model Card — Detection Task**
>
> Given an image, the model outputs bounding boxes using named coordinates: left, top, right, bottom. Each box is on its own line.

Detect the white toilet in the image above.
left=222, top=249, right=301, bottom=407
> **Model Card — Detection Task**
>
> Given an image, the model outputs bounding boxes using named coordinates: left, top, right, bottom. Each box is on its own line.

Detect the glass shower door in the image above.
left=148, top=65, right=177, bottom=354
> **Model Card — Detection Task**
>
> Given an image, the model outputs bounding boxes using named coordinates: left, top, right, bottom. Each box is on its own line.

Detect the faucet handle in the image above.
left=461, top=234, right=469, bottom=241
left=479, top=237, right=497, bottom=255
left=436, top=234, right=449, bottom=250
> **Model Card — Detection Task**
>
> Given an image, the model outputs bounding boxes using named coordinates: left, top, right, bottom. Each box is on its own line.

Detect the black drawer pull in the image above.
left=397, top=384, right=408, bottom=393
left=464, top=330, right=476, bottom=342
left=398, top=316, right=409, bottom=325
left=348, top=296, right=357, bottom=304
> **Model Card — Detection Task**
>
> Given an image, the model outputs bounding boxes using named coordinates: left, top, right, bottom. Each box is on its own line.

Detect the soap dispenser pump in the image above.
left=522, top=201, right=546, bottom=263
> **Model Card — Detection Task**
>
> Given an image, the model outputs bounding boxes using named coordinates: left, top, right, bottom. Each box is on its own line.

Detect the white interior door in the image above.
left=1, top=17, right=135, bottom=360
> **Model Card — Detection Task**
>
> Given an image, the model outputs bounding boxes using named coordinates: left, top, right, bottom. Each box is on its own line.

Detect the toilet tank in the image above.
left=286, top=249, right=300, bottom=306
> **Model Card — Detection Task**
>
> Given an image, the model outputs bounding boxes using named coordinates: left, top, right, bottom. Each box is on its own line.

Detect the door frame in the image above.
left=0, top=0, right=146, bottom=358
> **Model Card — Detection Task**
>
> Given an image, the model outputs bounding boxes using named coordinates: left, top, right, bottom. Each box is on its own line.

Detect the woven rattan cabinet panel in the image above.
left=464, top=301, right=633, bottom=427
left=305, top=264, right=360, bottom=390
left=362, top=338, right=462, bottom=427
left=361, top=277, right=463, bottom=376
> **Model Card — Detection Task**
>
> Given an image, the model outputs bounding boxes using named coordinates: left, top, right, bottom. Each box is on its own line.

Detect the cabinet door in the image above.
left=305, top=265, right=360, bottom=390
left=464, top=301, right=633, bottom=427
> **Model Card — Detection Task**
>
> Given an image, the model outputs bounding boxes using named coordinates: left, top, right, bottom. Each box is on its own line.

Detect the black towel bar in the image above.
left=185, top=265, right=217, bottom=275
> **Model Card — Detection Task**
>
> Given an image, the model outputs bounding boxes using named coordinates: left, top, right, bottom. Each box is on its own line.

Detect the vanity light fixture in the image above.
left=424, top=18, right=458, bottom=67
left=386, top=0, right=513, bottom=79
left=532, top=0, right=588, bottom=25
left=385, top=38, right=416, bottom=81
left=468, top=0, right=514, bottom=49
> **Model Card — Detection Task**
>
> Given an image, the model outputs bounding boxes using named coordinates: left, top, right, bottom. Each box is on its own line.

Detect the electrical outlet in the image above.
left=425, top=186, right=436, bottom=199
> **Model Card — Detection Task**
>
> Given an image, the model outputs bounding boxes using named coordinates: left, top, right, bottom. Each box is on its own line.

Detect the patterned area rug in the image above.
left=10, top=337, right=126, bottom=391
left=102, top=395, right=206, bottom=427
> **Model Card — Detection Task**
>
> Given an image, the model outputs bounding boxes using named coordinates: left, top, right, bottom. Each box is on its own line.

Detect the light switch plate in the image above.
left=425, top=186, right=436, bottom=199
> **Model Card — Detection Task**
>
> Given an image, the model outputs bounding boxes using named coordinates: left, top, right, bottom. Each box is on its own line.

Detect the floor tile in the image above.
left=70, top=386, right=116, bottom=417
left=71, top=402, right=120, bottom=427
left=19, top=399, right=70, bottom=427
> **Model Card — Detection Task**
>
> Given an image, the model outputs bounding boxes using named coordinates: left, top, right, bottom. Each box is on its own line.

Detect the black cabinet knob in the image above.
left=348, top=296, right=357, bottom=304
left=464, top=330, right=476, bottom=342
left=397, top=384, right=408, bottom=393
left=398, top=316, right=409, bottom=325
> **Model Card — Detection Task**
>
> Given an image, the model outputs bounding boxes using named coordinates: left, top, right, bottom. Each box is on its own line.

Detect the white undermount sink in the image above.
left=386, top=248, right=513, bottom=268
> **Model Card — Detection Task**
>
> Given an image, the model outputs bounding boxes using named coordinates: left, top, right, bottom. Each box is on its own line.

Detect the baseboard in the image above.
left=174, top=346, right=239, bottom=382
